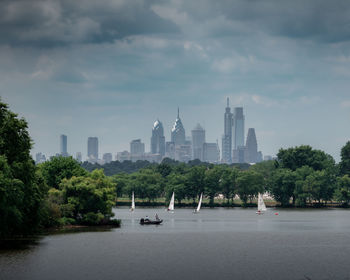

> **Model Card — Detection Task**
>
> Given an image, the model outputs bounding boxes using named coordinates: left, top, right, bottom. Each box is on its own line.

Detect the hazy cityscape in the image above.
left=36, top=99, right=273, bottom=165
left=2, top=1, right=350, bottom=280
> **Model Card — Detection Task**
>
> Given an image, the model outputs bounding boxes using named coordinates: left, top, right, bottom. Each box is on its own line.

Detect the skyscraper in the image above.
left=76, top=152, right=82, bottom=162
left=203, top=142, right=220, bottom=163
left=233, top=107, right=245, bottom=150
left=171, top=108, right=186, bottom=146
left=191, top=123, right=205, bottom=161
left=151, top=119, right=165, bottom=156
left=130, top=139, right=145, bottom=155
left=87, top=137, right=98, bottom=162
left=221, top=98, right=233, bottom=163
left=245, top=128, right=258, bottom=163
left=60, top=134, right=68, bottom=157
left=103, top=153, right=113, bottom=164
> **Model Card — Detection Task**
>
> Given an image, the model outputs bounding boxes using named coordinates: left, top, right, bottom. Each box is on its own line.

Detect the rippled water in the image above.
left=1, top=207, right=350, bottom=280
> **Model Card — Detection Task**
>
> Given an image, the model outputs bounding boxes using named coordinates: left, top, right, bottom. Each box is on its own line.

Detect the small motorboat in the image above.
left=140, top=218, right=163, bottom=225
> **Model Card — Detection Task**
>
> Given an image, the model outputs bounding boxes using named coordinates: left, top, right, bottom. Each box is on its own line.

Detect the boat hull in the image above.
left=140, top=219, right=163, bottom=225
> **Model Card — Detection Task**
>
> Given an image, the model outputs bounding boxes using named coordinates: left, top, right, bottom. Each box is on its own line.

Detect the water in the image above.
left=1, top=208, right=350, bottom=280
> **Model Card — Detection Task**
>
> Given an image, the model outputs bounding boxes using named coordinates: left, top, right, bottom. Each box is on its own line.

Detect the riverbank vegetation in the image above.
left=1, top=99, right=350, bottom=238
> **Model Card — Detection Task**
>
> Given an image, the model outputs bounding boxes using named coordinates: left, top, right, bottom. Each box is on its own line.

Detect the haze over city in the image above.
left=1, top=0, right=350, bottom=161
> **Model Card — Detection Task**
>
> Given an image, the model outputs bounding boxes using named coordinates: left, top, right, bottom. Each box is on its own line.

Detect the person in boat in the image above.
left=155, top=213, right=159, bottom=221
left=145, top=215, right=150, bottom=222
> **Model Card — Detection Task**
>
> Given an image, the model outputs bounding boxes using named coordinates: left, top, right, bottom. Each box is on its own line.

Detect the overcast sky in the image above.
left=1, top=0, right=350, bottom=161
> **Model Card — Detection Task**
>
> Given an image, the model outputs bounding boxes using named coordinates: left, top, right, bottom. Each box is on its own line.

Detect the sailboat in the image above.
left=130, top=191, right=135, bottom=212
left=167, top=192, right=175, bottom=212
left=256, top=193, right=267, bottom=214
left=193, top=193, right=203, bottom=213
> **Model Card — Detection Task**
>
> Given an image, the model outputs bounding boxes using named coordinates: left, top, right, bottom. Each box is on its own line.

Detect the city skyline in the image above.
left=1, top=0, right=350, bottom=162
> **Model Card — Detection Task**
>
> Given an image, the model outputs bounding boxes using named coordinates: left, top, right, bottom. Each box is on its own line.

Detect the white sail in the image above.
left=257, top=193, right=267, bottom=212
left=195, top=193, right=203, bottom=213
left=168, top=192, right=175, bottom=211
left=131, top=191, right=135, bottom=211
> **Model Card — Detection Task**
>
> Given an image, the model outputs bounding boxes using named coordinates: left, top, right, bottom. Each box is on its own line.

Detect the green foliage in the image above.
left=204, top=166, right=223, bottom=206
left=185, top=166, right=206, bottom=202
left=334, top=175, right=350, bottom=205
left=340, top=141, right=350, bottom=176
left=236, top=170, right=264, bottom=206
left=276, top=145, right=335, bottom=171
left=269, top=168, right=296, bottom=206
left=220, top=167, right=239, bottom=203
left=0, top=101, right=47, bottom=237
left=166, top=173, right=186, bottom=203
left=81, top=160, right=156, bottom=175
left=59, top=169, right=116, bottom=224
left=39, top=156, right=87, bottom=189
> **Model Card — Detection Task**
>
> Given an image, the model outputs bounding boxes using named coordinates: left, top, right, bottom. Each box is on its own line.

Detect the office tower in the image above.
left=233, top=107, right=245, bottom=149
left=221, top=98, right=233, bottom=163
left=117, top=151, right=130, bottom=162
left=264, top=155, right=273, bottom=161
left=191, top=123, right=205, bottom=161
left=130, top=139, right=145, bottom=161
left=165, top=141, right=175, bottom=159
left=60, top=134, right=68, bottom=157
left=171, top=108, right=186, bottom=146
left=232, top=146, right=246, bottom=164
left=87, top=137, right=99, bottom=163
left=35, top=152, right=46, bottom=164
left=103, top=153, right=113, bottom=164
left=203, top=142, right=220, bottom=163
left=175, top=144, right=192, bottom=162
left=130, top=139, right=145, bottom=155
left=245, top=128, right=258, bottom=163
left=76, top=152, right=82, bottom=162
left=151, top=120, right=165, bottom=156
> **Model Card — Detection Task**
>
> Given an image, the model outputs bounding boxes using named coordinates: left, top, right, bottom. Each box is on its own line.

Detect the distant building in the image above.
left=130, top=139, right=145, bottom=155
left=35, top=152, right=46, bottom=164
left=117, top=151, right=130, bottom=162
left=222, top=98, right=233, bottom=163
left=103, top=153, right=113, bottom=164
left=171, top=108, right=186, bottom=146
left=60, top=134, right=69, bottom=157
left=175, top=144, right=192, bottom=162
left=151, top=120, right=165, bottom=156
left=87, top=137, right=99, bottom=163
left=245, top=128, right=258, bottom=163
left=232, top=146, right=246, bottom=163
left=143, top=153, right=162, bottom=163
left=76, top=152, right=82, bottom=162
left=192, top=123, right=205, bottom=161
left=233, top=107, right=245, bottom=150
left=203, top=142, right=220, bottom=163
left=165, top=141, right=175, bottom=159
left=264, top=155, right=273, bottom=161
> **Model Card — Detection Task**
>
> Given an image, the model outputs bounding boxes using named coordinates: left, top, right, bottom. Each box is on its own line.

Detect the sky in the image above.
left=1, top=0, right=350, bottom=162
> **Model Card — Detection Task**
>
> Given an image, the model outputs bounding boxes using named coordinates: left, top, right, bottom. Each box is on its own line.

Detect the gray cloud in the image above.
left=0, top=0, right=179, bottom=47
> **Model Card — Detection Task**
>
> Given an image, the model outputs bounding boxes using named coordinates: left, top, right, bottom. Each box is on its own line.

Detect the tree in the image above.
left=204, top=166, right=223, bottom=206
left=0, top=100, right=47, bottom=237
left=220, top=167, right=239, bottom=204
left=59, top=169, right=116, bottom=224
left=166, top=173, right=186, bottom=204
left=276, top=145, right=335, bottom=171
left=293, top=166, right=315, bottom=206
left=334, top=175, right=350, bottom=205
left=39, top=156, right=87, bottom=189
left=236, top=170, right=264, bottom=206
left=185, top=166, right=206, bottom=202
left=269, top=168, right=296, bottom=206
left=340, top=141, right=350, bottom=176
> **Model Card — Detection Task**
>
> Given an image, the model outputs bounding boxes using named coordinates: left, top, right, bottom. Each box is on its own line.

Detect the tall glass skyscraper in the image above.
left=191, top=123, right=205, bottom=161
left=87, top=137, right=98, bottom=162
left=221, top=98, right=233, bottom=163
left=60, top=134, right=68, bottom=156
left=151, top=119, right=165, bottom=156
left=245, top=128, right=258, bottom=163
left=233, top=107, right=245, bottom=149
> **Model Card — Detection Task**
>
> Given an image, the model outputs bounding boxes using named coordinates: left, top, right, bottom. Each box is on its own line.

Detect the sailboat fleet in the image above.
left=131, top=191, right=268, bottom=215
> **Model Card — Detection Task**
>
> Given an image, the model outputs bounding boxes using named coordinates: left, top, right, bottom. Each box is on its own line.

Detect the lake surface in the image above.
left=1, top=207, right=350, bottom=280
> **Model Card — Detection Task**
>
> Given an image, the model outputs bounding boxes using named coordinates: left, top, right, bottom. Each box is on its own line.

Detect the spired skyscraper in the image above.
left=191, top=123, right=205, bottom=161
left=171, top=108, right=186, bottom=146
left=222, top=98, right=233, bottom=163
left=151, top=120, right=165, bottom=156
